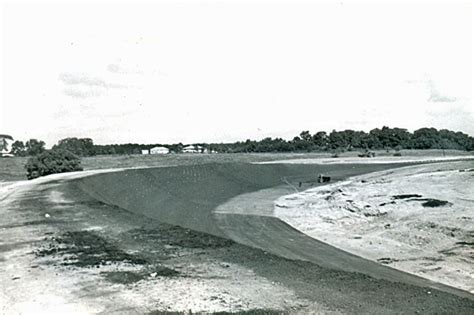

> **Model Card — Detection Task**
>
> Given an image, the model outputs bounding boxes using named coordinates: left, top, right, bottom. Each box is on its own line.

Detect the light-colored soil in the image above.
left=275, top=160, right=474, bottom=293
left=260, top=155, right=474, bottom=165
left=0, top=172, right=309, bottom=314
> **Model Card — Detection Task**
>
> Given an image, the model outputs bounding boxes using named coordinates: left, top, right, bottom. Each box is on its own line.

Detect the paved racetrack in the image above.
left=76, top=163, right=394, bottom=238
left=70, top=162, right=474, bottom=311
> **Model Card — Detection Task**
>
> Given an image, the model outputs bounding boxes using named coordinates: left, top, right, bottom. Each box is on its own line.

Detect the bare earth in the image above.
left=1, top=154, right=474, bottom=314
left=275, top=160, right=474, bottom=293
left=0, top=171, right=310, bottom=314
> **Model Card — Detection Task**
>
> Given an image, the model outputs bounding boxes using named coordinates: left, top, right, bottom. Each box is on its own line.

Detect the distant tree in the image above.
left=312, top=131, right=328, bottom=149
left=369, top=126, right=410, bottom=150
left=469, top=137, right=474, bottom=151
left=336, top=129, right=362, bottom=150
left=437, top=129, right=471, bottom=150
left=25, top=139, right=46, bottom=156
left=289, top=136, right=310, bottom=151
left=93, top=145, right=117, bottom=155
left=42, top=126, right=472, bottom=156
left=53, top=138, right=95, bottom=156
left=167, top=143, right=183, bottom=154
left=350, top=131, right=370, bottom=149
left=273, top=138, right=292, bottom=152
left=0, top=138, right=8, bottom=152
left=390, top=128, right=411, bottom=149
left=409, top=128, right=440, bottom=149
left=328, top=130, right=351, bottom=150
left=298, top=131, right=314, bottom=151
left=299, top=131, right=312, bottom=142
left=11, top=140, right=27, bottom=156
left=255, top=137, right=273, bottom=152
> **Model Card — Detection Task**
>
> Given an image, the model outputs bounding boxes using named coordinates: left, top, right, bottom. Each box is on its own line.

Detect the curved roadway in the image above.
left=71, top=162, right=474, bottom=304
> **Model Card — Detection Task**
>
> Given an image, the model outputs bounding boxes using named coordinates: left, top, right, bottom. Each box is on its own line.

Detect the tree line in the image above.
left=215, top=127, right=474, bottom=153
left=10, top=126, right=474, bottom=157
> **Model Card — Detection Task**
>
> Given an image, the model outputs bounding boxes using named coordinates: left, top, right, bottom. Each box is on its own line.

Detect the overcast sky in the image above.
left=1, top=1, right=472, bottom=146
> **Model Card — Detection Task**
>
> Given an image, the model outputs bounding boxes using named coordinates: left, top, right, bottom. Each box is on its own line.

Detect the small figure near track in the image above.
left=318, top=174, right=331, bottom=183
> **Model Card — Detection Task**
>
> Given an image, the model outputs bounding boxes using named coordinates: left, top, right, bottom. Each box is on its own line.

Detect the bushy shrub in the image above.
left=358, top=150, right=376, bottom=158
left=422, top=199, right=450, bottom=208
left=25, top=149, right=83, bottom=180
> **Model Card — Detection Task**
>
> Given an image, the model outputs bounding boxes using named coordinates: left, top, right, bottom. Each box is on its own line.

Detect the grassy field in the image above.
left=1, top=149, right=472, bottom=182
left=0, top=153, right=326, bottom=182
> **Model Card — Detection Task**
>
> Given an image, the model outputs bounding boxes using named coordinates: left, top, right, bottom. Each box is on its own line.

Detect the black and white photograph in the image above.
left=1, top=0, right=473, bottom=314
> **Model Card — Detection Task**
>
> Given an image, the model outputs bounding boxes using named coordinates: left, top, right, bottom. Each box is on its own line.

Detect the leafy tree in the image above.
left=11, top=140, right=27, bottom=156
left=328, top=130, right=351, bottom=150
left=41, top=126, right=472, bottom=156
left=25, top=149, right=83, bottom=180
left=409, top=128, right=440, bottom=149
left=0, top=137, right=11, bottom=152
left=25, top=139, right=46, bottom=156
left=469, top=137, right=474, bottom=151
left=312, top=131, right=328, bottom=149
left=299, top=131, right=312, bottom=142
left=288, top=136, right=309, bottom=151
left=53, top=138, right=95, bottom=156
left=369, top=126, right=410, bottom=150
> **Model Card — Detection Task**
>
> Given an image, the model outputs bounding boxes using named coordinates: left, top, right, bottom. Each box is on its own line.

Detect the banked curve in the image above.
left=71, top=162, right=473, bottom=300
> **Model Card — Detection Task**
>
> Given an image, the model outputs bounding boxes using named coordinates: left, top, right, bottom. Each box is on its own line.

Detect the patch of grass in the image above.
left=403, top=198, right=451, bottom=208
left=0, top=157, right=28, bottom=181
left=379, top=201, right=396, bottom=206
left=0, top=219, right=64, bottom=229
left=102, top=266, right=179, bottom=284
left=421, top=199, right=450, bottom=208
left=102, top=271, right=146, bottom=284
left=36, top=230, right=147, bottom=267
left=149, top=265, right=180, bottom=277
left=129, top=226, right=234, bottom=249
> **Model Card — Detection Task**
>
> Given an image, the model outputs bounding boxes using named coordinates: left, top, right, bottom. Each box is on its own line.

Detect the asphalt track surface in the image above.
left=71, top=162, right=474, bottom=312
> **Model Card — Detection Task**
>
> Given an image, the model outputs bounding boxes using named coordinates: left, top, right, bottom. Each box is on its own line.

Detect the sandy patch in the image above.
left=258, top=155, right=474, bottom=165
left=275, top=160, right=474, bottom=293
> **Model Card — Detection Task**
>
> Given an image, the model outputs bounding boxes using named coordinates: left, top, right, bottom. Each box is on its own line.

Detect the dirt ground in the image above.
left=0, top=175, right=311, bottom=314
left=275, top=160, right=474, bottom=293
left=1, top=153, right=474, bottom=314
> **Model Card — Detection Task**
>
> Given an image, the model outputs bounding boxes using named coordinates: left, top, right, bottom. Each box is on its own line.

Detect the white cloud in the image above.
left=426, top=79, right=457, bottom=103
left=106, top=63, right=144, bottom=75
left=58, top=72, right=127, bottom=98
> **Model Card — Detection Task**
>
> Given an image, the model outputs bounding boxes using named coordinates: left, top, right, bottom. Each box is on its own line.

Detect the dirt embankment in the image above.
left=275, top=160, right=474, bottom=293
